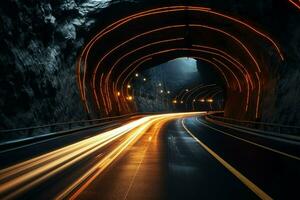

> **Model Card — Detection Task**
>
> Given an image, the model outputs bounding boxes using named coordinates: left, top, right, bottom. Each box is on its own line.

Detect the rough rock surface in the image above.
left=0, top=0, right=123, bottom=129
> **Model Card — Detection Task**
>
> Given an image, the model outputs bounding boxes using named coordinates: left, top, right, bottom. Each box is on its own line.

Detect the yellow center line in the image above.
left=181, top=119, right=273, bottom=200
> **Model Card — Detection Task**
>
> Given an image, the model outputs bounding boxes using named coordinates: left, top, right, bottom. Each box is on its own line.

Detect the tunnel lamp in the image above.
left=200, top=99, right=205, bottom=102
left=207, top=99, right=214, bottom=103
left=117, top=91, right=120, bottom=96
left=180, top=101, right=184, bottom=104
left=127, top=84, right=131, bottom=89
left=143, top=78, right=147, bottom=81
left=135, top=73, right=139, bottom=77
left=172, top=100, right=177, bottom=104
left=160, top=90, right=164, bottom=93
left=127, top=96, right=133, bottom=101
left=167, top=90, right=170, bottom=94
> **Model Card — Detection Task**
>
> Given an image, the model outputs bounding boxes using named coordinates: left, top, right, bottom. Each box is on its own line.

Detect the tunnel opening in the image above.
left=129, top=57, right=225, bottom=113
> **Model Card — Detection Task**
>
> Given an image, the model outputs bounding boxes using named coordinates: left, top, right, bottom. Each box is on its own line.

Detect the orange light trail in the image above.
left=80, top=7, right=207, bottom=109
left=99, top=73, right=109, bottom=115
left=112, top=48, right=232, bottom=112
left=183, top=84, right=205, bottom=104
left=114, top=45, right=245, bottom=98
left=213, top=58, right=242, bottom=92
left=108, top=47, right=252, bottom=114
left=192, top=87, right=219, bottom=109
left=185, top=85, right=217, bottom=107
left=105, top=37, right=184, bottom=98
left=113, top=48, right=233, bottom=107
left=77, top=6, right=283, bottom=113
left=193, top=56, right=231, bottom=89
left=92, top=25, right=186, bottom=107
left=189, top=24, right=261, bottom=73
left=104, top=38, right=184, bottom=113
left=289, top=0, right=300, bottom=10
left=99, top=23, right=258, bottom=111
left=103, top=33, right=260, bottom=114
left=255, top=72, right=261, bottom=119
left=175, top=87, right=190, bottom=102
left=98, top=23, right=260, bottom=111
left=119, top=58, right=152, bottom=111
left=192, top=44, right=254, bottom=90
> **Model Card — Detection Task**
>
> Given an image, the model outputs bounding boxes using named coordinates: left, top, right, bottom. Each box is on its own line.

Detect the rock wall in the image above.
left=0, top=0, right=123, bottom=129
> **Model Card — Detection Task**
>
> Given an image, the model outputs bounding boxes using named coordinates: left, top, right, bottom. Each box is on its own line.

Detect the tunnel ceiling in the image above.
left=76, top=3, right=285, bottom=120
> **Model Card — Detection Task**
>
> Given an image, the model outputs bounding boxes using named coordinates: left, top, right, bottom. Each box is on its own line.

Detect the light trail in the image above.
left=194, top=56, right=250, bottom=111
left=191, top=87, right=219, bottom=110
left=0, top=113, right=202, bottom=200
left=114, top=49, right=231, bottom=114
left=192, top=44, right=254, bottom=90
left=92, top=25, right=185, bottom=108
left=119, top=57, right=152, bottom=110
left=114, top=49, right=233, bottom=114
left=106, top=37, right=184, bottom=101
left=98, top=23, right=259, bottom=111
left=77, top=6, right=283, bottom=112
left=255, top=72, right=261, bottom=119
left=111, top=46, right=252, bottom=114
left=289, top=0, right=300, bottom=10
left=104, top=38, right=184, bottom=113
left=64, top=112, right=199, bottom=200
left=192, top=56, right=231, bottom=88
left=183, top=84, right=204, bottom=105
left=213, top=58, right=242, bottom=92
left=96, top=45, right=258, bottom=114
left=114, top=33, right=251, bottom=96
left=179, top=85, right=199, bottom=103
left=78, top=7, right=192, bottom=102
left=110, top=40, right=251, bottom=112
left=189, top=24, right=261, bottom=73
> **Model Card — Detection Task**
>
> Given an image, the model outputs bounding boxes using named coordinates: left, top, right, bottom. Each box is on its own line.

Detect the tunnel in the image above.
left=1, top=0, right=300, bottom=129
left=1, top=1, right=300, bottom=199
left=76, top=5, right=283, bottom=121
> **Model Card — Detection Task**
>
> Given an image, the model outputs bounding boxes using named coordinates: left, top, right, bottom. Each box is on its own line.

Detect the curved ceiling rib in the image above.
left=111, top=48, right=240, bottom=113
left=77, top=6, right=284, bottom=113
left=113, top=46, right=251, bottom=113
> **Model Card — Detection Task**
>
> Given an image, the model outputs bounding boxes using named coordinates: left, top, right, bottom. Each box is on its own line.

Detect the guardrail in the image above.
left=206, top=114, right=300, bottom=136
left=0, top=113, right=145, bottom=143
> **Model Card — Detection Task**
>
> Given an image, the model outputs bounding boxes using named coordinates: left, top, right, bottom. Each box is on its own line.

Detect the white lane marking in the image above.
left=181, top=119, right=272, bottom=200
left=196, top=118, right=300, bottom=161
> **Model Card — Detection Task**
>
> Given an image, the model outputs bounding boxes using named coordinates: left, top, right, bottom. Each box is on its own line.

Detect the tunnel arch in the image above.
left=76, top=5, right=284, bottom=120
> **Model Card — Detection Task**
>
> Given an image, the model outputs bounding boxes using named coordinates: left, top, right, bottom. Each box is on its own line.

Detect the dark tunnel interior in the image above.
left=1, top=0, right=300, bottom=127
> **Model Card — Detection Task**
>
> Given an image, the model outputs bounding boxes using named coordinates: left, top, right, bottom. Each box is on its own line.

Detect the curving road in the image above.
left=0, top=112, right=299, bottom=200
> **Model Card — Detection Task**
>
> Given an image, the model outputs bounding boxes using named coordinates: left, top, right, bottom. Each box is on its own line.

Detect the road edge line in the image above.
left=181, top=119, right=273, bottom=200
left=197, top=118, right=300, bottom=161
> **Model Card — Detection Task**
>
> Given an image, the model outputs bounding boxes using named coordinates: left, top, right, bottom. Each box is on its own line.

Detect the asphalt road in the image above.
left=75, top=116, right=300, bottom=200
left=0, top=113, right=299, bottom=200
